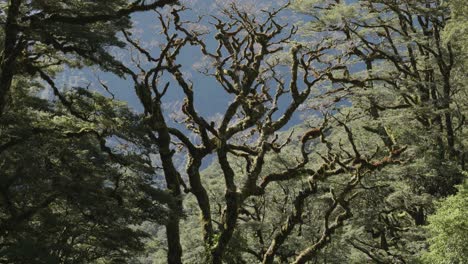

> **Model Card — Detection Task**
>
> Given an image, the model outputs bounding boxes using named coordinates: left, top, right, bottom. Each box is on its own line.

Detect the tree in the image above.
left=0, top=1, right=178, bottom=263
left=0, top=0, right=177, bottom=116
left=437, top=12, right=468, bottom=264
left=291, top=0, right=467, bottom=262
left=422, top=179, right=468, bottom=264
left=444, top=0, right=468, bottom=58
left=0, top=74, right=175, bottom=263
left=2, top=1, right=465, bottom=263
left=116, top=3, right=408, bottom=263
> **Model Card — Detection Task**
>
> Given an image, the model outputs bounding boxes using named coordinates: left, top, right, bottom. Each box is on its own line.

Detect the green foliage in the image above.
left=422, top=180, right=468, bottom=264
left=1, top=2, right=177, bottom=262
left=444, top=0, right=468, bottom=56
left=18, top=0, right=132, bottom=74
left=0, top=78, right=168, bottom=263
left=1, top=0, right=466, bottom=263
left=289, top=0, right=468, bottom=262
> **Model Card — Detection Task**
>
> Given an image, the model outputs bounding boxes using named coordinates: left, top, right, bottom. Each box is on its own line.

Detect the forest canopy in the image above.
left=0, top=0, right=466, bottom=263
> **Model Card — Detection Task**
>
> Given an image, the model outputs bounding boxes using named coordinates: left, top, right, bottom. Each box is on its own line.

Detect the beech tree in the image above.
left=0, top=0, right=177, bottom=116
left=0, top=1, right=177, bottom=263
left=292, top=0, right=467, bottom=262
left=422, top=180, right=468, bottom=264
left=1, top=1, right=465, bottom=263
left=117, top=4, right=408, bottom=263
left=0, top=76, right=174, bottom=263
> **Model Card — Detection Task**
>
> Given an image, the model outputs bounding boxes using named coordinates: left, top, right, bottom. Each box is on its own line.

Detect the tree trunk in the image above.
left=152, top=104, right=183, bottom=264
left=187, top=156, right=213, bottom=247
left=0, top=0, right=22, bottom=116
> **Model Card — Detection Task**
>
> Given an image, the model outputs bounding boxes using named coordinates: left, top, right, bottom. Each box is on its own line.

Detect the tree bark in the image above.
left=151, top=104, right=183, bottom=264
left=211, top=146, right=239, bottom=264
left=0, top=0, right=22, bottom=116
left=187, top=156, right=213, bottom=247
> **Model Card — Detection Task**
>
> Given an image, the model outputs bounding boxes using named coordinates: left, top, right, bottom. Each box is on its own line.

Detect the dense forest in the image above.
left=0, top=0, right=466, bottom=263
